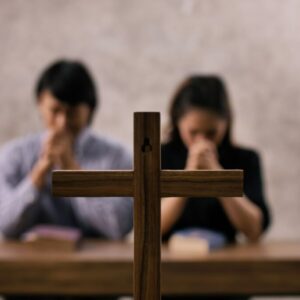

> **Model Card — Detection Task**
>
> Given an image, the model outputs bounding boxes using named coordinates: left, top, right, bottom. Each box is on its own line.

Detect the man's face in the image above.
left=38, top=90, right=91, bottom=136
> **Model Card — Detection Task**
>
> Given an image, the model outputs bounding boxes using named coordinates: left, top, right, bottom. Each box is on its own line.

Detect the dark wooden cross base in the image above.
left=53, top=112, right=243, bottom=300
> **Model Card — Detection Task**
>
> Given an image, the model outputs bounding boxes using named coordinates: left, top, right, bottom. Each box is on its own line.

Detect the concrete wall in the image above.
left=0, top=0, right=299, bottom=244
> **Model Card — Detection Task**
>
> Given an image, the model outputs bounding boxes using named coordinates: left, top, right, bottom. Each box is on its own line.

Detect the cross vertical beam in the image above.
left=134, top=112, right=161, bottom=300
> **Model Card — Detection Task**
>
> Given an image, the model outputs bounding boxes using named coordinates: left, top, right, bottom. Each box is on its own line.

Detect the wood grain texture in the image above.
left=161, top=170, right=243, bottom=197
left=134, top=112, right=161, bottom=300
left=52, top=171, right=133, bottom=197
left=52, top=170, right=243, bottom=198
left=0, top=241, right=300, bottom=296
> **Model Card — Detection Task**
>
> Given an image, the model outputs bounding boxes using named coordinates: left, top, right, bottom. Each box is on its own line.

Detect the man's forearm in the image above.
left=0, top=177, right=39, bottom=236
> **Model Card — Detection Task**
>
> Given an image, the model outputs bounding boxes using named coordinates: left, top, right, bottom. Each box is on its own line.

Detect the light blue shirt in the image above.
left=0, top=128, right=133, bottom=239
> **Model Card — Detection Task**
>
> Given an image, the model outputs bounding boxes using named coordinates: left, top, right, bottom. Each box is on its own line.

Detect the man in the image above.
left=0, top=60, right=133, bottom=240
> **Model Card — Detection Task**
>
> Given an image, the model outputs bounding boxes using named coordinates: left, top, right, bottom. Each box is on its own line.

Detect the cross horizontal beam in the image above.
left=53, top=171, right=133, bottom=197
left=52, top=169, right=243, bottom=198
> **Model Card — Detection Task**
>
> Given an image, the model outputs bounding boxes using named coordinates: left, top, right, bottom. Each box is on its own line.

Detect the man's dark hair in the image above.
left=36, top=59, right=98, bottom=122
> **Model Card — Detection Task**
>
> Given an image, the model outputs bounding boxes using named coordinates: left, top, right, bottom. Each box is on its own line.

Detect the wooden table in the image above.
left=0, top=240, right=299, bottom=297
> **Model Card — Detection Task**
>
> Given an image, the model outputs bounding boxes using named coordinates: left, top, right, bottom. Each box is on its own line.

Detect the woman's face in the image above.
left=177, top=108, right=228, bottom=148
left=38, top=90, right=91, bottom=136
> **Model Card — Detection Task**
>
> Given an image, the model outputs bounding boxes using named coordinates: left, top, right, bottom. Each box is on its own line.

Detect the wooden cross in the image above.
left=52, top=112, right=243, bottom=300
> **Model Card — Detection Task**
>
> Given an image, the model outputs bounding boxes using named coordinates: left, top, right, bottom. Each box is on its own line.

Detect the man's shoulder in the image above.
left=83, top=131, right=131, bottom=157
left=0, top=132, right=42, bottom=157
left=85, top=131, right=127, bottom=152
left=82, top=131, right=132, bottom=169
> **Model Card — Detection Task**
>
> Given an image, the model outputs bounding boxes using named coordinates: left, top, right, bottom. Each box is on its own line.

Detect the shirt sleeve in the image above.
left=0, top=142, right=39, bottom=236
left=70, top=146, right=133, bottom=239
left=243, top=150, right=271, bottom=232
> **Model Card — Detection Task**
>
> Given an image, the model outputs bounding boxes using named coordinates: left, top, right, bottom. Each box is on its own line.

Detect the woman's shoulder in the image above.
left=161, top=141, right=173, bottom=153
left=231, top=145, right=260, bottom=159
left=161, top=140, right=187, bottom=169
left=161, top=140, right=187, bottom=160
left=161, top=140, right=186, bottom=154
left=228, top=145, right=262, bottom=168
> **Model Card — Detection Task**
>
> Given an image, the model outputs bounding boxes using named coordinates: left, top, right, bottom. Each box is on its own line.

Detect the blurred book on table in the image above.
left=21, top=225, right=82, bottom=252
left=168, top=228, right=227, bottom=257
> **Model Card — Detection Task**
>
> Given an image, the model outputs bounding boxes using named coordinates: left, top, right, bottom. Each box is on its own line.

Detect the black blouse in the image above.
left=161, top=141, right=271, bottom=242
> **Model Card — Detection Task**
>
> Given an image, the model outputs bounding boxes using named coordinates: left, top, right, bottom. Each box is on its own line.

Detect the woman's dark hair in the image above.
left=36, top=59, right=98, bottom=122
left=166, top=75, right=233, bottom=148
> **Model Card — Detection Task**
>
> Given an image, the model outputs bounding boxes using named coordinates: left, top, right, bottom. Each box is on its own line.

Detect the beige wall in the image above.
left=0, top=0, right=299, bottom=245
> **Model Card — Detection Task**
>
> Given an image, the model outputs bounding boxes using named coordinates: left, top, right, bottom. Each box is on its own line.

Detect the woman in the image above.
left=161, top=75, right=271, bottom=245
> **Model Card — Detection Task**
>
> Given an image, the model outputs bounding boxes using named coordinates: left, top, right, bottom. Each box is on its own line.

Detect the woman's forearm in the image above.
left=219, top=196, right=263, bottom=242
left=161, top=197, right=187, bottom=235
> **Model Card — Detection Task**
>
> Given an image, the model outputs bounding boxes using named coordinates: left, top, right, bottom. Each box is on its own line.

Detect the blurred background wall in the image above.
left=0, top=0, right=299, bottom=245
